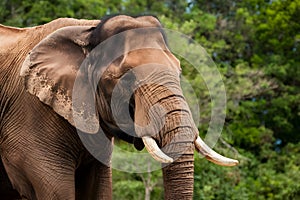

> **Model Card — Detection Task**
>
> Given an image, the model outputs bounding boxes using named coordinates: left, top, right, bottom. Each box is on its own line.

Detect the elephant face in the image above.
left=91, top=16, right=184, bottom=149
left=20, top=15, right=238, bottom=199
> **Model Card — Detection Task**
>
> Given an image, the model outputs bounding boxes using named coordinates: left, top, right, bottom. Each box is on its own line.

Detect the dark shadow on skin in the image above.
left=99, top=120, right=144, bottom=151
left=0, top=159, right=21, bottom=199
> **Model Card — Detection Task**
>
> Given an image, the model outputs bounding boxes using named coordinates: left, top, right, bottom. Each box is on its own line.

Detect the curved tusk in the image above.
left=142, top=136, right=173, bottom=163
left=195, top=136, right=239, bottom=166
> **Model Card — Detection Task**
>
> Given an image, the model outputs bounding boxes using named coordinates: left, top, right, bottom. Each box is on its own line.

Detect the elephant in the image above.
left=0, top=15, right=238, bottom=199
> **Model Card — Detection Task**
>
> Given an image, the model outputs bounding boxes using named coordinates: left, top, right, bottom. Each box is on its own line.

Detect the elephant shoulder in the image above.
left=0, top=24, right=28, bottom=53
left=0, top=18, right=99, bottom=54
left=43, top=18, right=99, bottom=34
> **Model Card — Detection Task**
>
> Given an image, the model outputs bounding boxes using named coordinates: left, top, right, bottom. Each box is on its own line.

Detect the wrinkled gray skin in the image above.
left=0, top=16, right=203, bottom=199
left=0, top=18, right=112, bottom=200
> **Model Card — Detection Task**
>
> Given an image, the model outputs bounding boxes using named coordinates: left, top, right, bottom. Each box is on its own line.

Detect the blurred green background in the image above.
left=1, top=0, right=299, bottom=199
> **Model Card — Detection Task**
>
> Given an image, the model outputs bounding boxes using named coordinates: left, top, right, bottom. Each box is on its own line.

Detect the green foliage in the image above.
left=113, top=180, right=145, bottom=200
left=194, top=142, right=300, bottom=200
left=112, top=141, right=164, bottom=200
left=0, top=0, right=109, bottom=26
left=112, top=170, right=164, bottom=200
left=1, top=0, right=300, bottom=199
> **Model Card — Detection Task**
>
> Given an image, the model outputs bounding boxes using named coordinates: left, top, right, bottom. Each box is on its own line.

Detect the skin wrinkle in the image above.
left=17, top=100, right=77, bottom=199
left=136, top=84, right=195, bottom=198
left=136, top=83, right=181, bottom=110
left=135, top=82, right=196, bottom=148
left=26, top=96, right=81, bottom=166
left=0, top=18, right=106, bottom=199
left=134, top=75, right=197, bottom=191
left=163, top=153, right=194, bottom=199
left=1, top=24, right=53, bottom=139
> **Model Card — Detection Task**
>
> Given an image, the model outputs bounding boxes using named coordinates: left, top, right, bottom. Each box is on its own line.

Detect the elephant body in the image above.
left=0, top=16, right=237, bottom=199
left=0, top=18, right=112, bottom=199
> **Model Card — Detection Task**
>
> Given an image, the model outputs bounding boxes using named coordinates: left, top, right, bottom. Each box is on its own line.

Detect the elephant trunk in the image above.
left=159, top=110, right=196, bottom=199
left=163, top=152, right=194, bottom=199
left=133, top=70, right=238, bottom=198
left=134, top=81, right=197, bottom=199
left=159, top=114, right=195, bottom=200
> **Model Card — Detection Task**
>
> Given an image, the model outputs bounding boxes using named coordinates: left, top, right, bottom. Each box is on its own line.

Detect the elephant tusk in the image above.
left=142, top=136, right=174, bottom=163
left=195, top=136, right=239, bottom=166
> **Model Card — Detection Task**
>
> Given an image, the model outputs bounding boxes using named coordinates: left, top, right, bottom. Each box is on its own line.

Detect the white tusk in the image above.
left=195, top=136, right=239, bottom=166
left=142, top=136, right=173, bottom=163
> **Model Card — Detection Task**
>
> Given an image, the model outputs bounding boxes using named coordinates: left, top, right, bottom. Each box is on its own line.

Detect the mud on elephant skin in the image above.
left=0, top=15, right=238, bottom=199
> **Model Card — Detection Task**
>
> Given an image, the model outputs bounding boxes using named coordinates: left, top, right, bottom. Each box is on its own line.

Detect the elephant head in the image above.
left=20, top=15, right=238, bottom=199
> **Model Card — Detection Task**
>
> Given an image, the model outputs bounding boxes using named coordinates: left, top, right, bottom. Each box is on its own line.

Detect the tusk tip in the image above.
left=205, top=156, right=239, bottom=167
left=226, top=159, right=239, bottom=166
left=233, top=159, right=239, bottom=165
left=195, top=136, right=240, bottom=167
left=163, top=157, right=174, bottom=163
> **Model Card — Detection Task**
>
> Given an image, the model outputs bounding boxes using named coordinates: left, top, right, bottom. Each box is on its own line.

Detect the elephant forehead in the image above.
left=89, top=15, right=163, bottom=46
left=101, top=15, right=161, bottom=37
left=124, top=50, right=181, bottom=77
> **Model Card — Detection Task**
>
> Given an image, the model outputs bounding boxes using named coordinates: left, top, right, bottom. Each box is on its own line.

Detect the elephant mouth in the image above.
left=99, top=94, right=146, bottom=151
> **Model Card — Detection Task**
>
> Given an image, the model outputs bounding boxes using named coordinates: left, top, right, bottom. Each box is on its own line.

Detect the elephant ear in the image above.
left=20, top=25, right=100, bottom=133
